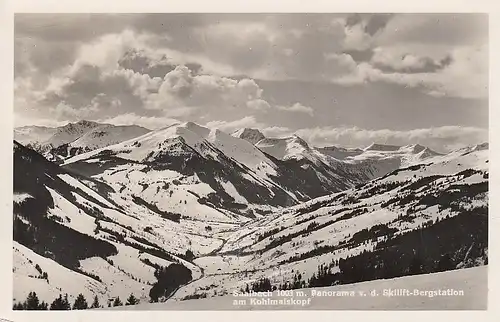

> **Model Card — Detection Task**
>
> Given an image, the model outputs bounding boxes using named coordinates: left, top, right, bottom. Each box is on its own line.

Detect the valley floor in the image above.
left=105, top=265, right=487, bottom=310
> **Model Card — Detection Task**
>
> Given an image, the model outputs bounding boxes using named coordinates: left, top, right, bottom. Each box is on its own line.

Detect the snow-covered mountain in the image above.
left=231, top=128, right=266, bottom=145
left=47, top=124, right=150, bottom=162
left=45, top=120, right=104, bottom=148
left=318, top=143, right=442, bottom=163
left=166, top=144, right=488, bottom=301
left=316, top=145, right=364, bottom=160
left=317, top=143, right=443, bottom=179
left=230, top=127, right=443, bottom=182
left=12, top=121, right=488, bottom=309
left=61, top=122, right=370, bottom=212
left=15, top=120, right=102, bottom=149
left=256, top=135, right=313, bottom=161
left=13, top=140, right=204, bottom=306
left=14, top=121, right=151, bottom=162
left=14, top=125, right=58, bottom=147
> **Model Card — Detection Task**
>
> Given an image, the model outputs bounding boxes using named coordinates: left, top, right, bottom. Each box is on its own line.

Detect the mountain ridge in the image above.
left=14, top=121, right=151, bottom=162
left=12, top=120, right=489, bottom=308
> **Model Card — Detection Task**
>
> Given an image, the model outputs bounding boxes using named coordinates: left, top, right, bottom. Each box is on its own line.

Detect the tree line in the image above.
left=13, top=292, right=140, bottom=310
left=238, top=207, right=487, bottom=294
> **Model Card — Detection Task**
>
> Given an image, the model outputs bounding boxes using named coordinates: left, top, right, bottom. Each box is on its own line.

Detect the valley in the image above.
left=12, top=121, right=488, bottom=309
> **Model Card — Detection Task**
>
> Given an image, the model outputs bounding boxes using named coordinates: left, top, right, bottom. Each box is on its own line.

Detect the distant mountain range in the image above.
left=12, top=120, right=488, bottom=308
left=14, top=121, right=150, bottom=162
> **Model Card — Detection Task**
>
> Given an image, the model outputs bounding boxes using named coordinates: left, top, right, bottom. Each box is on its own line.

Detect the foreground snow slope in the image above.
left=108, top=266, right=487, bottom=310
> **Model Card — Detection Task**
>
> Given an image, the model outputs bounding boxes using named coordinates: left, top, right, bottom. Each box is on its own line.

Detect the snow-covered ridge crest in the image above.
left=12, top=133, right=489, bottom=306
left=231, top=128, right=266, bottom=145
left=65, top=122, right=276, bottom=170
left=255, top=135, right=312, bottom=161
left=364, top=143, right=402, bottom=152
left=14, top=120, right=151, bottom=161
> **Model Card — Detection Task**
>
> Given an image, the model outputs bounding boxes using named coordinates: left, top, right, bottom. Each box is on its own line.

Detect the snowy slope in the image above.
left=353, top=143, right=442, bottom=166
left=46, top=120, right=103, bottom=147
left=256, top=135, right=312, bottom=161
left=13, top=140, right=206, bottom=305
left=13, top=241, right=107, bottom=305
left=316, top=146, right=364, bottom=160
left=231, top=128, right=266, bottom=145
left=14, top=126, right=58, bottom=146
left=14, top=121, right=150, bottom=162
left=318, top=143, right=443, bottom=180
left=66, top=123, right=273, bottom=174
left=12, top=127, right=488, bottom=309
left=68, top=124, right=150, bottom=150
left=60, top=123, right=298, bottom=214
left=62, top=122, right=371, bottom=214
left=161, top=146, right=488, bottom=301
left=108, top=265, right=487, bottom=310
left=14, top=120, right=103, bottom=151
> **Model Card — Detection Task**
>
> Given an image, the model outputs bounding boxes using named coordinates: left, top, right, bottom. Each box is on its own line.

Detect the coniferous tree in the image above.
left=185, top=249, right=195, bottom=261
left=126, top=293, right=139, bottom=306
left=62, top=294, right=71, bottom=310
left=409, top=254, right=424, bottom=275
left=25, top=292, right=40, bottom=310
left=39, top=301, right=48, bottom=310
left=13, top=302, right=25, bottom=310
left=72, top=293, right=88, bottom=310
left=51, top=293, right=71, bottom=310
left=50, top=294, right=64, bottom=310
left=149, top=263, right=192, bottom=302
left=90, top=295, right=100, bottom=308
left=113, top=297, right=123, bottom=307
left=437, top=254, right=454, bottom=272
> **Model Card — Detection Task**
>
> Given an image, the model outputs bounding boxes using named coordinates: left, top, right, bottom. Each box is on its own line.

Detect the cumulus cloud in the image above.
left=247, top=99, right=271, bottom=111
left=14, top=112, right=71, bottom=128
left=205, top=116, right=266, bottom=132
left=16, top=43, right=312, bottom=126
left=198, top=120, right=486, bottom=153
left=97, top=113, right=179, bottom=130
left=335, top=44, right=488, bottom=99
left=370, top=48, right=450, bottom=73
left=14, top=13, right=488, bottom=152
left=15, top=14, right=488, bottom=100
left=145, top=65, right=312, bottom=118
left=204, top=116, right=292, bottom=138
left=343, top=22, right=373, bottom=51
left=295, top=125, right=488, bottom=153
left=146, top=65, right=268, bottom=113
left=117, top=49, right=176, bottom=78
left=276, top=103, right=314, bottom=116
left=260, top=126, right=293, bottom=137
left=73, top=30, right=151, bottom=72
left=35, top=64, right=150, bottom=120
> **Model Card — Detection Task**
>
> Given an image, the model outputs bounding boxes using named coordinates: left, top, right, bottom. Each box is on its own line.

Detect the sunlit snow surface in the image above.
left=106, top=266, right=487, bottom=310
left=13, top=133, right=488, bottom=307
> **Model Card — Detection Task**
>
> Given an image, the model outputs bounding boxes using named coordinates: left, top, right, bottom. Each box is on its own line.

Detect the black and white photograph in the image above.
left=11, top=12, right=489, bottom=311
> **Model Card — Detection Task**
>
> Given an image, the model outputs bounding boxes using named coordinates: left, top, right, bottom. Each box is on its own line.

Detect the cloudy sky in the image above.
left=14, top=13, right=488, bottom=152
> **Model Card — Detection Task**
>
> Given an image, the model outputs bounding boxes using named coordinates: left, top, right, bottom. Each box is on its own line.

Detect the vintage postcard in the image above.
left=1, top=1, right=497, bottom=321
